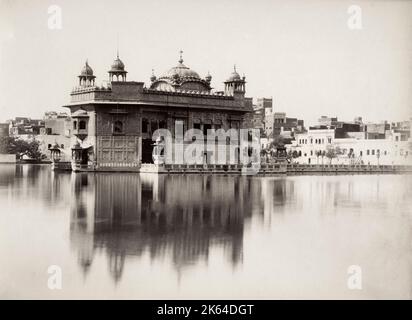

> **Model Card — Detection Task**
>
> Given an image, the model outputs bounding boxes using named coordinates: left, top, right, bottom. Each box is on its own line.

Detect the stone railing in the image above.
left=286, top=164, right=412, bottom=173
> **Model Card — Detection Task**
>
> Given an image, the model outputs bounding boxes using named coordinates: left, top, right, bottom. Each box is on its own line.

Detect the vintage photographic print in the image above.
left=0, top=0, right=412, bottom=305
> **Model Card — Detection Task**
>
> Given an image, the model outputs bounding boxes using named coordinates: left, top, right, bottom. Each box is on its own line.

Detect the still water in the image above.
left=0, top=164, right=412, bottom=299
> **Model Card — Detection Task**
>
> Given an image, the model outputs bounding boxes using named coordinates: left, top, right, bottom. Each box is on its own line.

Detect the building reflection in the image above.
left=0, top=164, right=71, bottom=206
left=69, top=173, right=277, bottom=282
left=3, top=165, right=412, bottom=297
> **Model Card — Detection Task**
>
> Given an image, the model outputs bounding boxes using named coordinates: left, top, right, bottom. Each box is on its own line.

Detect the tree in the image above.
left=348, top=148, right=355, bottom=165
left=321, top=150, right=326, bottom=165
left=2, top=136, right=46, bottom=160
left=315, top=150, right=322, bottom=164
left=325, top=146, right=343, bottom=164
left=25, top=139, right=45, bottom=160
left=269, top=135, right=284, bottom=150
left=286, top=150, right=300, bottom=164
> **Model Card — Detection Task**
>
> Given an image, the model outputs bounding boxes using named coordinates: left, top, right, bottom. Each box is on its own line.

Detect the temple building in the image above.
left=63, top=51, right=253, bottom=171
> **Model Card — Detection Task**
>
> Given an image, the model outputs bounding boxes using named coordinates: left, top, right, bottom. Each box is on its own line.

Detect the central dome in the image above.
left=164, top=61, right=200, bottom=79
left=150, top=52, right=212, bottom=92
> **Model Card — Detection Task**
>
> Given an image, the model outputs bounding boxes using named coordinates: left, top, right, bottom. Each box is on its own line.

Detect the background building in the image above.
left=290, top=118, right=412, bottom=165
left=7, top=117, right=44, bottom=135
left=272, top=112, right=305, bottom=141
left=6, top=113, right=72, bottom=160
left=42, top=111, right=72, bottom=136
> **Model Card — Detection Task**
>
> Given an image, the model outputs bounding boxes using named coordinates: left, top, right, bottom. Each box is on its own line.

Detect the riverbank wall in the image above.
left=29, top=161, right=412, bottom=174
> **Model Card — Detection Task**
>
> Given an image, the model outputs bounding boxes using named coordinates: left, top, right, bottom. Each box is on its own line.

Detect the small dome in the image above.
left=110, top=56, right=125, bottom=71
left=205, top=72, right=212, bottom=82
left=81, top=61, right=94, bottom=76
left=226, top=66, right=241, bottom=81
left=150, top=69, right=156, bottom=82
left=49, top=142, right=61, bottom=151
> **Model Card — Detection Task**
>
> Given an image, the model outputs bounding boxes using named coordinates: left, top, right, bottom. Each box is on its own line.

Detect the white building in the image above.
left=289, top=129, right=412, bottom=165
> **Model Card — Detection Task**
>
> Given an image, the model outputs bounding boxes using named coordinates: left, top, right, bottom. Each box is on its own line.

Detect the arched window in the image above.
left=79, top=120, right=86, bottom=130
left=113, top=120, right=123, bottom=133
left=73, top=121, right=77, bottom=129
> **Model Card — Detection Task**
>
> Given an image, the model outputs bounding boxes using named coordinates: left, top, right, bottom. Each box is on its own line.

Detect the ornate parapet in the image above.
left=70, top=86, right=112, bottom=103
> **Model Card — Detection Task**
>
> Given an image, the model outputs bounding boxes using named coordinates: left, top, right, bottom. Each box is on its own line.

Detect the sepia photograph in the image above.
left=0, top=0, right=412, bottom=307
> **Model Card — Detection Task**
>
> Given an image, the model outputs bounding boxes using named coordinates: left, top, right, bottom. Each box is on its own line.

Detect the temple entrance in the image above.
left=142, top=139, right=154, bottom=163
left=80, top=149, right=89, bottom=165
left=71, top=143, right=91, bottom=166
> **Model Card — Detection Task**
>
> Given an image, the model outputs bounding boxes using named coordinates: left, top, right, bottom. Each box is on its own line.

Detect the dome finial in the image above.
left=116, top=32, right=120, bottom=59
left=234, top=64, right=236, bottom=72
left=150, top=68, right=156, bottom=82
left=179, top=49, right=184, bottom=64
left=205, top=71, right=212, bottom=83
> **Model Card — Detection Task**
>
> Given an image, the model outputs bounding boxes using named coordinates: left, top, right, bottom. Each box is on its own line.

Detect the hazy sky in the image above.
left=0, top=0, right=411, bottom=125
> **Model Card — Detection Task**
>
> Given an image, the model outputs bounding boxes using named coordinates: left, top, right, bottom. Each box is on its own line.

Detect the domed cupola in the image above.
left=226, top=66, right=241, bottom=82
left=205, top=71, right=212, bottom=84
left=111, top=57, right=125, bottom=71
left=150, top=69, right=157, bottom=82
left=108, top=52, right=127, bottom=82
left=224, top=65, right=246, bottom=96
left=81, top=61, right=94, bottom=76
left=150, top=50, right=212, bottom=92
left=78, top=60, right=96, bottom=87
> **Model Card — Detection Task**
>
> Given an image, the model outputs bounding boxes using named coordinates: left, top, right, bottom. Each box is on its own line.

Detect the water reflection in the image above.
left=1, top=165, right=412, bottom=298
left=0, top=164, right=71, bottom=206
left=65, top=171, right=412, bottom=285
left=69, top=174, right=277, bottom=282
